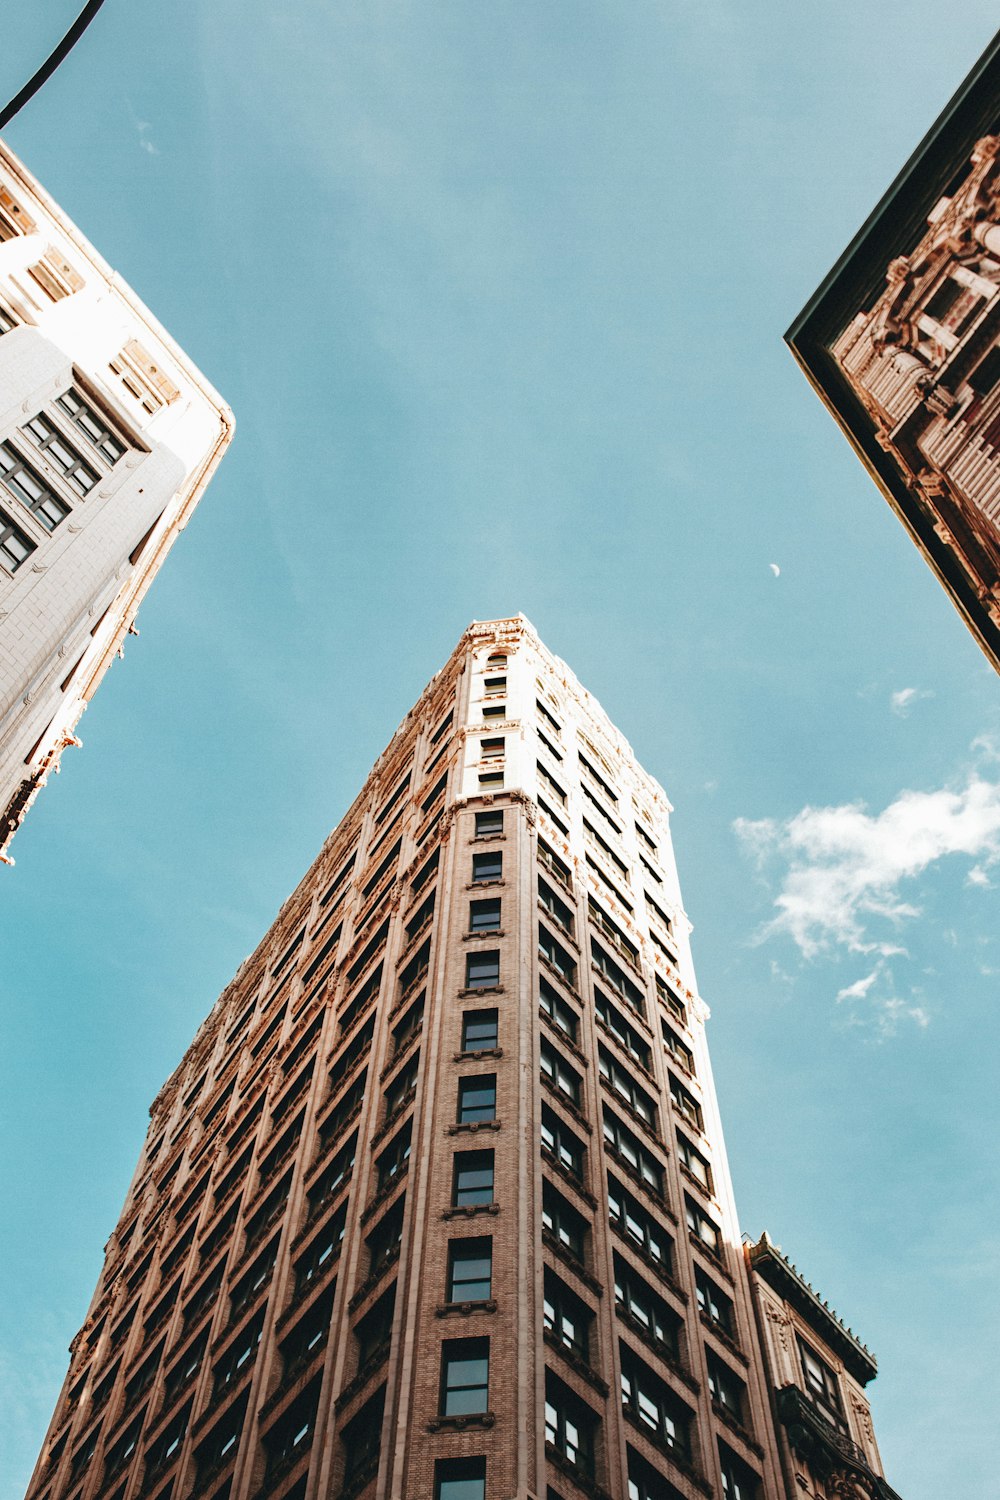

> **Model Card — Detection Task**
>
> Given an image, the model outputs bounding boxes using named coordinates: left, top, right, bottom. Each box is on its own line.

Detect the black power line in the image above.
left=0, top=1, right=109, bottom=132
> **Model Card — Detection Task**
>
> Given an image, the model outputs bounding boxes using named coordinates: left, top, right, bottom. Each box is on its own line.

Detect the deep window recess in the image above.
left=295, top=1209, right=346, bottom=1292
left=540, top=1038, right=582, bottom=1106
left=538, top=926, right=576, bottom=986
left=685, top=1195, right=722, bottom=1256
left=614, top=1253, right=681, bottom=1359
left=392, top=995, right=424, bottom=1055
left=662, top=1022, right=694, bottom=1073
left=406, top=893, right=436, bottom=944
left=538, top=877, right=573, bottom=934
left=458, top=1075, right=497, bottom=1124
left=462, top=1009, right=499, bottom=1052
left=480, top=736, right=505, bottom=760
left=584, top=818, right=630, bottom=882
left=57, top=389, right=126, bottom=463
left=411, top=847, right=440, bottom=894
left=657, top=977, right=687, bottom=1027
left=430, top=710, right=454, bottom=745
left=579, top=753, right=618, bottom=805
left=540, top=976, right=579, bottom=1043
left=544, top=1369, right=597, bottom=1478
left=262, top=1378, right=320, bottom=1480
left=309, top=1134, right=357, bottom=1217
left=482, top=702, right=506, bottom=720
left=669, top=1074, right=703, bottom=1132
left=472, top=850, right=502, bottom=883
left=619, top=1345, right=693, bottom=1459
left=354, top=1283, right=396, bottom=1369
left=367, top=1197, right=405, bottom=1277
left=598, top=1047, right=657, bottom=1128
left=376, top=1120, right=412, bottom=1190
left=440, top=1337, right=490, bottom=1415
left=676, top=1132, right=712, bottom=1193
left=465, top=950, right=500, bottom=989
left=453, top=1149, right=494, bottom=1206
left=695, top=1266, right=734, bottom=1335
left=146, top=1402, right=191, bottom=1474
left=602, top=1108, right=664, bottom=1197
left=375, top=772, right=411, bottom=826
left=591, top=941, right=645, bottom=1015
left=384, top=1055, right=419, bottom=1121
left=0, top=442, right=69, bottom=530
left=627, top=1444, right=686, bottom=1500
left=543, top=1267, right=593, bottom=1358
left=719, top=1443, right=762, bottom=1500
left=608, top=1175, right=673, bottom=1274
left=25, top=414, right=99, bottom=493
left=194, top=1391, right=248, bottom=1481
left=798, top=1337, right=846, bottom=1430
left=537, top=762, right=568, bottom=807
left=542, top=1180, right=588, bottom=1264
left=340, top=1386, right=386, bottom=1488
left=541, top=1105, right=585, bottom=1184
left=536, top=698, right=562, bottom=736
left=595, top=989, right=650, bottom=1070
left=213, top=1308, right=265, bottom=1396
left=708, top=1353, right=747, bottom=1424
left=484, top=675, right=506, bottom=694
left=447, top=1237, right=493, bottom=1302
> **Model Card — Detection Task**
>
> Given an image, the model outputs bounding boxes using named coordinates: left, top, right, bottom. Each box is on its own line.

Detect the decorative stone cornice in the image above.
left=776, top=1386, right=902, bottom=1500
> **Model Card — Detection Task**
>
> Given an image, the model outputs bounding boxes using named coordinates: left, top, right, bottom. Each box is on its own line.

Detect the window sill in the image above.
left=466, top=878, right=505, bottom=891
left=435, top=1298, right=497, bottom=1318
left=447, top=1118, right=501, bottom=1136
left=711, top=1401, right=763, bottom=1456
left=454, top=1046, right=504, bottom=1062
left=458, top=984, right=504, bottom=998
left=442, top=1201, right=500, bottom=1221
left=541, top=1075, right=591, bottom=1132
left=541, top=1228, right=603, bottom=1296
left=699, top=1311, right=746, bottom=1363
left=540, top=1148, right=596, bottom=1208
left=426, top=1411, right=495, bottom=1434
left=688, top=1233, right=733, bottom=1281
left=544, top=1442, right=611, bottom=1500
left=543, top=1330, right=609, bottom=1396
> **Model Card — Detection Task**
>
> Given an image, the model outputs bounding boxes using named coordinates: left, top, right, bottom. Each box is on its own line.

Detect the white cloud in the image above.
left=836, top=969, right=879, bottom=1001
left=835, top=962, right=930, bottom=1039
left=890, top=686, right=933, bottom=717
left=769, top=562, right=780, bottom=577
left=967, top=865, right=992, bottom=888
left=734, top=770, right=1000, bottom=960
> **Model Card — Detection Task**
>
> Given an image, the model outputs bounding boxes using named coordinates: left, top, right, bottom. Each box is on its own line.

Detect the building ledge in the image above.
left=747, top=1233, right=877, bottom=1383
left=776, top=1386, right=902, bottom=1499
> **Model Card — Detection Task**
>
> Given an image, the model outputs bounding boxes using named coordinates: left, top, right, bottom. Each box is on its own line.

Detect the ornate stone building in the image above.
left=787, top=31, right=1000, bottom=673
left=0, top=139, right=233, bottom=860
left=24, top=618, right=901, bottom=1500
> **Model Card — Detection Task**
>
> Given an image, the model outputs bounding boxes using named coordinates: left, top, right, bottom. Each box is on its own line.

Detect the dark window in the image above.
left=543, top=1268, right=593, bottom=1358
left=376, top=1120, right=412, bottom=1190
left=458, top=1074, right=496, bottom=1124
left=103, top=1411, right=144, bottom=1480
left=440, top=1337, right=489, bottom=1415
left=536, top=697, right=561, bottom=736
left=620, top=1346, right=692, bottom=1458
left=24, top=413, right=98, bottom=493
left=295, top=1208, right=347, bottom=1292
left=367, top=1197, right=406, bottom=1277
left=435, top=1456, right=486, bottom=1500
left=475, top=810, right=503, bottom=837
left=469, top=898, right=501, bottom=933
left=0, top=442, right=69, bottom=529
left=480, top=736, right=505, bottom=759
left=669, top=1074, right=703, bottom=1132
left=355, top=1283, right=396, bottom=1369
left=229, top=1242, right=278, bottom=1324
left=472, top=851, right=502, bottom=883
left=146, top=1402, right=190, bottom=1474
left=720, top=1444, right=762, bottom=1500
left=447, top=1237, right=493, bottom=1302
left=125, top=1343, right=163, bottom=1403
left=331, top=1013, right=376, bottom=1087
left=384, top=1056, right=419, bottom=1121
left=591, top=941, right=645, bottom=1015
left=263, top=1379, right=319, bottom=1480
left=603, top=1109, right=663, bottom=1197
left=539, top=977, right=579, bottom=1043
left=341, top=1385, right=385, bottom=1485
left=0, top=506, right=36, bottom=570
left=598, top=1048, right=657, bottom=1129
left=194, top=1391, right=248, bottom=1482
left=465, top=950, right=500, bottom=989
left=538, top=877, right=573, bottom=933
left=538, top=926, right=576, bottom=986
left=595, top=989, right=650, bottom=1071
left=685, top=1196, right=721, bottom=1257
left=695, top=1267, right=734, bottom=1336
left=676, top=1132, right=713, bottom=1193
left=482, top=702, right=505, bottom=720
left=538, top=838, right=572, bottom=887
left=608, top=1176, right=673, bottom=1274
left=614, top=1254, right=681, bottom=1359
left=541, top=1105, right=584, bottom=1183
left=162, top=1331, right=207, bottom=1405
left=453, top=1150, right=494, bottom=1206
left=57, top=388, right=126, bottom=463
left=968, top=345, right=1000, bottom=396
left=392, top=995, right=424, bottom=1055
left=657, top=976, right=687, bottom=1028
left=406, top=892, right=436, bottom=944
left=309, top=1134, right=356, bottom=1217
left=798, top=1338, right=846, bottom=1430
left=411, top=847, right=440, bottom=895
left=627, top=1444, right=686, bottom=1500
left=544, top=1370, right=597, bottom=1478
left=662, top=1021, right=694, bottom=1074
left=462, top=1009, right=499, bottom=1052
left=540, top=1039, right=581, bottom=1106
left=542, top=1181, right=588, bottom=1265
left=213, top=1310, right=265, bottom=1396
left=708, top=1353, right=747, bottom=1425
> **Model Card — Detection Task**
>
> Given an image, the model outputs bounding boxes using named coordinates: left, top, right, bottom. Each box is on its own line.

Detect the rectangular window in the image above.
left=376, top=1120, right=412, bottom=1190
left=798, top=1338, right=846, bottom=1430
left=0, top=506, right=36, bottom=570
left=484, top=675, right=506, bottom=694
left=595, top=989, right=651, bottom=1071
left=657, top=976, right=687, bottom=1028
left=146, top=1403, right=191, bottom=1474
left=591, top=940, right=645, bottom=1015
left=480, top=736, right=505, bottom=760
left=608, top=1175, right=673, bottom=1274
left=367, top=1199, right=405, bottom=1277
left=447, top=1237, right=493, bottom=1302
left=676, top=1132, right=713, bottom=1193
left=602, top=1109, right=664, bottom=1197
left=598, top=1047, right=657, bottom=1129
left=25, top=414, right=99, bottom=493
left=662, top=1021, right=694, bottom=1073
left=458, top=1074, right=496, bottom=1124
left=669, top=1074, right=703, bottom=1132
left=213, top=1309, right=265, bottom=1396
left=583, top=818, right=630, bottom=882
left=538, top=926, right=576, bottom=986
left=469, top=897, right=501, bottom=933
left=614, top=1253, right=680, bottom=1359
left=354, top=1283, right=396, bottom=1370
left=536, top=697, right=562, bottom=736
left=440, top=1337, right=490, bottom=1415
left=383, top=1056, right=419, bottom=1121
left=537, top=761, right=567, bottom=807
left=695, top=1267, right=734, bottom=1336
left=538, top=877, right=574, bottom=934
left=475, top=809, right=503, bottom=837
left=341, top=1386, right=385, bottom=1485
left=542, top=1180, right=588, bottom=1264
left=544, top=1370, right=597, bottom=1478
left=538, top=795, right=570, bottom=837
left=0, top=442, right=69, bottom=530
left=579, top=752, right=618, bottom=804
left=392, top=997, right=424, bottom=1056
left=0, top=304, right=16, bottom=335
left=540, top=1038, right=582, bottom=1106
left=294, top=1210, right=346, bottom=1292
left=482, top=700, right=506, bottom=720
left=708, top=1353, right=747, bottom=1424
left=472, top=850, right=502, bottom=883
left=620, top=1345, right=692, bottom=1458
left=465, top=950, right=500, bottom=989
left=541, top=1104, right=585, bottom=1184
left=685, top=1195, right=721, bottom=1256
left=453, top=1149, right=494, bottom=1206
left=539, top=976, right=579, bottom=1043
left=543, top=1266, right=593, bottom=1358
left=57, top=388, right=126, bottom=464
left=461, top=1009, right=498, bottom=1052
left=628, top=1444, right=686, bottom=1500
left=478, top=770, right=504, bottom=791
left=435, top=1456, right=486, bottom=1500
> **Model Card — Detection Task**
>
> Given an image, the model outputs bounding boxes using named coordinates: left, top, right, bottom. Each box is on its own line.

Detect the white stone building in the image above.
left=0, top=140, right=234, bottom=860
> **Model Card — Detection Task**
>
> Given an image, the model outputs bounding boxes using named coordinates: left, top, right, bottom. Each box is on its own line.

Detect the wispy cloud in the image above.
left=890, top=686, right=933, bottom=717
left=734, top=764, right=1000, bottom=961
left=835, top=962, right=930, bottom=1038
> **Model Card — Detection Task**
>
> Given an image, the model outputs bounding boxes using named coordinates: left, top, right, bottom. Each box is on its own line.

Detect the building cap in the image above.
left=746, top=1231, right=879, bottom=1385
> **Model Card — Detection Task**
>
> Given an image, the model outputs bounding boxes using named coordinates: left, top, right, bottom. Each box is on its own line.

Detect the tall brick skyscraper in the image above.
left=25, top=617, right=901, bottom=1500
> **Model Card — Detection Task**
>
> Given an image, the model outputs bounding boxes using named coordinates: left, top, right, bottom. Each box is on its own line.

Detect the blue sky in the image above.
left=2, top=3, right=999, bottom=1495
